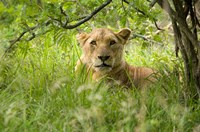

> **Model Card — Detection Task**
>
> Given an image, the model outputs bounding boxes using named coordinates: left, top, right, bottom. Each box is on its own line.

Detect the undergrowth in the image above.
left=0, top=28, right=200, bottom=132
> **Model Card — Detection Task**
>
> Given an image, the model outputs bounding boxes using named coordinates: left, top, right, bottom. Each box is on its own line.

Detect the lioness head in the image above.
left=77, top=28, right=131, bottom=73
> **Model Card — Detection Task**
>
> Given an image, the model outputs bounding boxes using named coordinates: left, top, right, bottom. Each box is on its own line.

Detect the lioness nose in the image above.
left=98, top=56, right=110, bottom=61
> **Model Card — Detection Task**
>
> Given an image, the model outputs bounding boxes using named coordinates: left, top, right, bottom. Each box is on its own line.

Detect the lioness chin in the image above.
left=76, top=28, right=156, bottom=88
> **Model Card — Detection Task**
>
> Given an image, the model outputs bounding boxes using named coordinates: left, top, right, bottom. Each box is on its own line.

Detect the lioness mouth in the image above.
left=95, top=63, right=111, bottom=68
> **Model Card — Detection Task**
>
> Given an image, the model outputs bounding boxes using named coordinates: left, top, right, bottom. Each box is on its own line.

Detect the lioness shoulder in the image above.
left=76, top=28, right=156, bottom=88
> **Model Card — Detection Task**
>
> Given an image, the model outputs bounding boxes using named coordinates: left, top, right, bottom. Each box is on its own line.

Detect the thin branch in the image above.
left=5, top=25, right=38, bottom=52
left=123, top=0, right=163, bottom=30
left=121, top=0, right=127, bottom=12
left=122, top=0, right=129, bottom=4
left=121, top=0, right=146, bottom=15
left=60, top=6, right=67, bottom=16
left=130, top=33, right=163, bottom=45
left=48, top=15, right=62, bottom=25
left=27, top=33, right=36, bottom=41
left=59, top=5, right=69, bottom=26
left=62, top=0, right=112, bottom=29
left=69, top=16, right=87, bottom=23
left=150, top=0, right=157, bottom=7
left=154, top=20, right=164, bottom=30
left=49, top=0, right=112, bottom=29
left=2, top=20, right=51, bottom=58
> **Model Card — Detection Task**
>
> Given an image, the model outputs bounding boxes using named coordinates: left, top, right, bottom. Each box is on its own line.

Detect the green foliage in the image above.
left=0, top=0, right=200, bottom=131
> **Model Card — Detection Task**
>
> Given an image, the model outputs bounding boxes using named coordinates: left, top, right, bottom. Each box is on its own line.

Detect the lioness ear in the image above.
left=76, top=32, right=88, bottom=46
left=117, top=28, right=131, bottom=41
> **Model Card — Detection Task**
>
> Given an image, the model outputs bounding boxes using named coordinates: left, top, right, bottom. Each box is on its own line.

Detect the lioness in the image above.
left=76, top=28, right=156, bottom=88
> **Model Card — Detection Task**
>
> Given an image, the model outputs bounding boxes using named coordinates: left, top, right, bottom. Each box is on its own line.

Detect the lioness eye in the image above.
left=90, top=40, right=96, bottom=45
left=110, top=40, right=116, bottom=45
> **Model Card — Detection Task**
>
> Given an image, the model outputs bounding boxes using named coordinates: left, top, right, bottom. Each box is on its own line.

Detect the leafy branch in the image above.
left=54, top=0, right=112, bottom=29
left=122, top=0, right=163, bottom=30
left=2, top=20, right=51, bottom=58
left=2, top=0, right=112, bottom=58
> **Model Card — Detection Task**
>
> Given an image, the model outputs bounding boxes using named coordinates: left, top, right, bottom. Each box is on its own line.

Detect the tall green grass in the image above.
left=0, top=29, right=199, bottom=132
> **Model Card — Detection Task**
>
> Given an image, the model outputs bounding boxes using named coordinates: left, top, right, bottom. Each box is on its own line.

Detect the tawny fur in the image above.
left=76, top=28, right=156, bottom=88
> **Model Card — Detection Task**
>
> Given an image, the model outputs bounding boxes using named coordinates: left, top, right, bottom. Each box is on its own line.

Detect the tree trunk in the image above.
left=156, top=0, right=200, bottom=98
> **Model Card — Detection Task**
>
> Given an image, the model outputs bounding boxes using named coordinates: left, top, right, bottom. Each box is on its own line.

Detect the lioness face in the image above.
left=77, top=28, right=131, bottom=72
